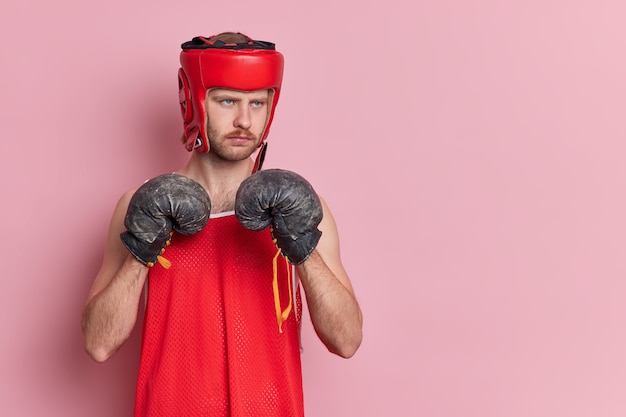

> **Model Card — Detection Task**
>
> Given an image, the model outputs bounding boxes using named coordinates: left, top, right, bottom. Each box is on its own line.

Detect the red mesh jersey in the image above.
left=134, top=212, right=304, bottom=417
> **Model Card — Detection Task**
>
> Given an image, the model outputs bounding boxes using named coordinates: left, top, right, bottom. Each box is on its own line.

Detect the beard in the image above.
left=206, top=123, right=261, bottom=161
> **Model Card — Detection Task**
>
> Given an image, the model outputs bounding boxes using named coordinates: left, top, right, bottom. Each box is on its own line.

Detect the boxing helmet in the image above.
left=178, top=35, right=284, bottom=154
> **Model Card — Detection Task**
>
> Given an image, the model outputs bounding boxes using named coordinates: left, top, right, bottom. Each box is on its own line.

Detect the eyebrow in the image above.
left=210, top=90, right=269, bottom=102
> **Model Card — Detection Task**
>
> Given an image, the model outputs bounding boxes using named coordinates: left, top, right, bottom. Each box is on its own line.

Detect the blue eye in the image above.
left=222, top=99, right=234, bottom=105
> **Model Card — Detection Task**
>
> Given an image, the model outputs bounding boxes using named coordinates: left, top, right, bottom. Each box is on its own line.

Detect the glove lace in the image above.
left=272, top=247, right=293, bottom=333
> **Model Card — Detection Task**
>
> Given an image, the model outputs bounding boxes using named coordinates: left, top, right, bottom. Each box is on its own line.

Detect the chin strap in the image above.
left=252, top=142, right=268, bottom=173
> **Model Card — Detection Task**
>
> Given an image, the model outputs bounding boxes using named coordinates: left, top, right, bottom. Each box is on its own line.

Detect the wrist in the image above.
left=123, top=254, right=150, bottom=275
left=295, top=249, right=321, bottom=272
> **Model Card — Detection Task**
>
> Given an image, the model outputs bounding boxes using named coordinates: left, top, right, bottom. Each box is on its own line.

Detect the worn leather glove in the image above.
left=121, top=173, right=211, bottom=267
left=235, top=169, right=322, bottom=264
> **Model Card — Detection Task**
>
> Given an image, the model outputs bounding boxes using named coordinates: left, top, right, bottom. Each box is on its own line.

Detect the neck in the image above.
left=176, top=151, right=256, bottom=213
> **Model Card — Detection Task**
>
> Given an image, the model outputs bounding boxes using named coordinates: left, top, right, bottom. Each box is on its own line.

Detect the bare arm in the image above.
left=81, top=190, right=147, bottom=363
left=296, top=197, right=363, bottom=358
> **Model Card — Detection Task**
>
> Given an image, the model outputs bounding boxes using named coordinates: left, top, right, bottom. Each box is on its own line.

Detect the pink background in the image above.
left=1, top=0, right=626, bottom=416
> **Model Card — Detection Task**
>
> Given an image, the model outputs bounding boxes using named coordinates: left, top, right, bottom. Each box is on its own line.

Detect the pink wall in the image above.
left=2, top=1, right=626, bottom=416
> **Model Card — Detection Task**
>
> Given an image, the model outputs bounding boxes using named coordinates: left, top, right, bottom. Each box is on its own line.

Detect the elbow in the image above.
left=82, top=333, right=113, bottom=363
left=342, top=334, right=363, bottom=359
left=318, top=312, right=364, bottom=358
left=81, top=316, right=118, bottom=363
left=336, top=312, right=363, bottom=358
left=83, top=338, right=118, bottom=363
left=85, top=346, right=113, bottom=363
left=328, top=328, right=363, bottom=359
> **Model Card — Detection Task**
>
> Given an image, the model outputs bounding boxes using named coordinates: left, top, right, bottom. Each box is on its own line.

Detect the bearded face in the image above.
left=204, top=88, right=270, bottom=161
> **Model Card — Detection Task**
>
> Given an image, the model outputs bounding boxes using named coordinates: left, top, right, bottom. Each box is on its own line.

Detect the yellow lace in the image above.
left=272, top=247, right=292, bottom=333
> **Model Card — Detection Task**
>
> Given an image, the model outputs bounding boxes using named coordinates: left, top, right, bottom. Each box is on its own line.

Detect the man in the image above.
left=81, top=32, right=362, bottom=417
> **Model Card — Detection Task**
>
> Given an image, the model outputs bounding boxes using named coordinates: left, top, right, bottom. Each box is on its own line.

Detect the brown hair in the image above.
left=209, top=31, right=252, bottom=44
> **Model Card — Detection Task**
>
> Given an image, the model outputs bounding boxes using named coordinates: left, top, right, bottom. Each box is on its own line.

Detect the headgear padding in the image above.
left=178, top=36, right=284, bottom=153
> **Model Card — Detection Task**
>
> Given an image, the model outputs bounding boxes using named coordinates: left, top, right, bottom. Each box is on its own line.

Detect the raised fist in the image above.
left=235, top=169, right=322, bottom=264
left=121, top=174, right=211, bottom=267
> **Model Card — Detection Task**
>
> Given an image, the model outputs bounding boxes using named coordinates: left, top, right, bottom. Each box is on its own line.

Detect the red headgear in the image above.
left=178, top=35, right=284, bottom=156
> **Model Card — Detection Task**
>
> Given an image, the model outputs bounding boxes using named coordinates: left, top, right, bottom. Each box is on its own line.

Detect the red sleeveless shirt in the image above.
left=134, top=212, right=304, bottom=417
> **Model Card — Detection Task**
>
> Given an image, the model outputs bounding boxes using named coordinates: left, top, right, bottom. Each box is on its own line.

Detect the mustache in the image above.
left=225, top=129, right=258, bottom=141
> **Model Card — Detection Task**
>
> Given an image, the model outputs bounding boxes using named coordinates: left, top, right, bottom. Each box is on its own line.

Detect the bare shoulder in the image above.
left=317, top=196, right=339, bottom=244
left=85, top=189, right=136, bottom=302
left=315, top=195, right=356, bottom=293
left=104, top=189, right=137, bottom=265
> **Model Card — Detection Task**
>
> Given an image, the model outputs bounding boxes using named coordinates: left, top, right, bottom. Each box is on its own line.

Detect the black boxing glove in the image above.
left=121, top=173, right=211, bottom=268
left=235, top=169, right=323, bottom=265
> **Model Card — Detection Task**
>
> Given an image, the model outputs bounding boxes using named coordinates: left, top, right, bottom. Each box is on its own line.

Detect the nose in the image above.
left=234, top=104, right=251, bottom=130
